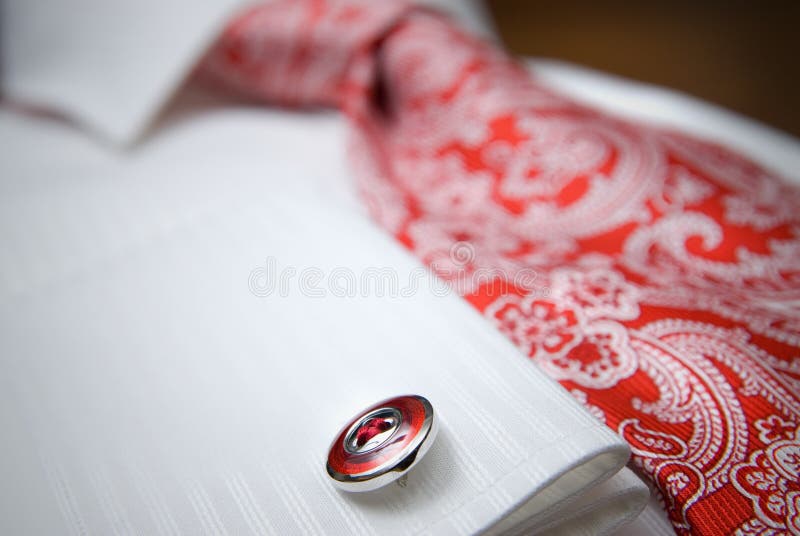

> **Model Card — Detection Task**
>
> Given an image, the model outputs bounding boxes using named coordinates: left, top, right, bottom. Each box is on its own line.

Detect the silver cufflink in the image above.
left=326, top=395, right=438, bottom=492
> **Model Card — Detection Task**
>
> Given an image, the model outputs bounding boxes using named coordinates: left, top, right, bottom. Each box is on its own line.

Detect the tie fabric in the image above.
left=201, top=1, right=800, bottom=533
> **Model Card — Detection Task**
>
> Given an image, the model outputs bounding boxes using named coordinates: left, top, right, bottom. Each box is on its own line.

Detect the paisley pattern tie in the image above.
left=202, top=1, right=800, bottom=533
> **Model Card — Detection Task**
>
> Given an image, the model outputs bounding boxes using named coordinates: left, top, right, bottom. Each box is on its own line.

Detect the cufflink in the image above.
left=326, top=395, right=438, bottom=492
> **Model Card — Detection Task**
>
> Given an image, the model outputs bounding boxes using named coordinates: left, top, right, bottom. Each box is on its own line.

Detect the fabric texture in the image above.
left=2, top=3, right=652, bottom=535
left=202, top=1, right=800, bottom=534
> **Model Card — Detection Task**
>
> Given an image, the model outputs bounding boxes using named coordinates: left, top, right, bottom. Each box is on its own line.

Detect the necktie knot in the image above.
left=202, top=0, right=412, bottom=107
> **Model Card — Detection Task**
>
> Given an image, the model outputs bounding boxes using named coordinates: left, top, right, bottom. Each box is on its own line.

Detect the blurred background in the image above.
left=486, top=0, right=800, bottom=137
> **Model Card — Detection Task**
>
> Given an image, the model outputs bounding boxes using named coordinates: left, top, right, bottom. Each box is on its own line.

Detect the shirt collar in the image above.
left=1, top=0, right=495, bottom=146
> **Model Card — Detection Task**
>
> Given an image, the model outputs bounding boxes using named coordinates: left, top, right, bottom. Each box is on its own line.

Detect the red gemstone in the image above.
left=355, top=417, right=393, bottom=447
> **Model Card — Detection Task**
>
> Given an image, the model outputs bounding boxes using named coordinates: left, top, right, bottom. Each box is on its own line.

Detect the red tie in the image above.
left=202, top=1, right=800, bottom=533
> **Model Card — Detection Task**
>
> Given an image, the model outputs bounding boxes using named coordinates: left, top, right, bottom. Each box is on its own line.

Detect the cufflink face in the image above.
left=326, top=395, right=437, bottom=492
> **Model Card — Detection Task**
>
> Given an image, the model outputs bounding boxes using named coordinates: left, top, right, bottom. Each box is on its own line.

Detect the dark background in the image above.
left=486, top=0, right=800, bottom=137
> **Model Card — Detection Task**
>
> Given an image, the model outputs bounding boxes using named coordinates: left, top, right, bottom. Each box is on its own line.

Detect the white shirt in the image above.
left=3, top=1, right=797, bottom=534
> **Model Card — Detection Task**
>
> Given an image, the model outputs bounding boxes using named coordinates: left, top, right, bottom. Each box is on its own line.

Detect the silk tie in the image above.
left=201, top=1, right=800, bottom=533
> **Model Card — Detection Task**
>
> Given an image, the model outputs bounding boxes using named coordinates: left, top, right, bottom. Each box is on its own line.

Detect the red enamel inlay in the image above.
left=327, top=396, right=427, bottom=476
